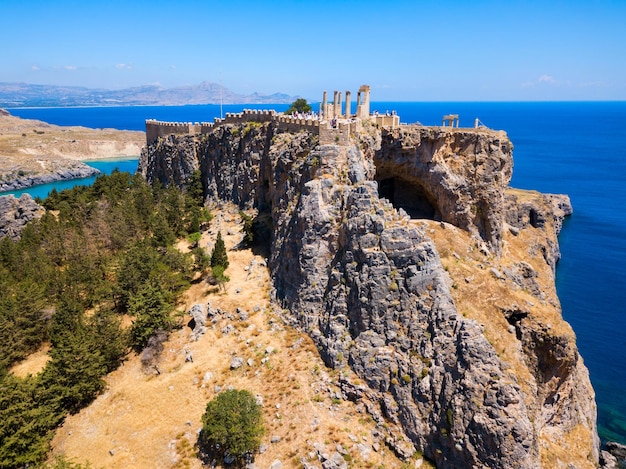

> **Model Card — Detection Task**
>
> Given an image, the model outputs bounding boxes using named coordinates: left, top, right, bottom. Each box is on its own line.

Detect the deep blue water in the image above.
left=8, top=102, right=626, bottom=445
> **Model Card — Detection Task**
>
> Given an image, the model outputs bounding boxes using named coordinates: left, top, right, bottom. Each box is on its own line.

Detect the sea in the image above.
left=6, top=101, right=626, bottom=446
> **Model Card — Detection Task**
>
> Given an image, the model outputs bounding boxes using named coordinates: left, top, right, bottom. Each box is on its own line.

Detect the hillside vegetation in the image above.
left=0, top=170, right=208, bottom=468
left=1, top=171, right=416, bottom=469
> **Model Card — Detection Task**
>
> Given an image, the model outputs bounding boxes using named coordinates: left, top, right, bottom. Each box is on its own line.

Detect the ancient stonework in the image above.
left=139, top=117, right=600, bottom=468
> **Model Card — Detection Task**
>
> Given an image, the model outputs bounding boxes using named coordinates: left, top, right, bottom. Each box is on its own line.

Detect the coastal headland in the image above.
left=5, top=87, right=621, bottom=467
left=132, top=85, right=604, bottom=468
left=0, top=108, right=144, bottom=192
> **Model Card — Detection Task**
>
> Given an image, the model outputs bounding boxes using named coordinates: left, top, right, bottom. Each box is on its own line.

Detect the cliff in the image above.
left=0, top=194, right=44, bottom=240
left=139, top=120, right=599, bottom=468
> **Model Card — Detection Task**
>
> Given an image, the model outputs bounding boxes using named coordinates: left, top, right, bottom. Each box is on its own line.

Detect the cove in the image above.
left=0, top=158, right=139, bottom=200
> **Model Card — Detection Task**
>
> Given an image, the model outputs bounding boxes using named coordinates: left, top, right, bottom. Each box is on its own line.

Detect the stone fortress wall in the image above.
left=145, top=84, right=476, bottom=146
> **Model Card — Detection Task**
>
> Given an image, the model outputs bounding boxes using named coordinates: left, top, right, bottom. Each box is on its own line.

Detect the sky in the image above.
left=1, top=0, right=625, bottom=101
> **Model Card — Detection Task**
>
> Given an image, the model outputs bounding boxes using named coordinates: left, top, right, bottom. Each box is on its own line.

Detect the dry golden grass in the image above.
left=9, top=342, right=51, bottom=377
left=419, top=215, right=575, bottom=398
left=48, top=206, right=414, bottom=469
left=0, top=113, right=144, bottom=178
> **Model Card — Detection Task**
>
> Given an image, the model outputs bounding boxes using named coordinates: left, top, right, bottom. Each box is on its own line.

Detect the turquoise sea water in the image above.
left=8, top=102, right=626, bottom=445
left=0, top=158, right=139, bottom=199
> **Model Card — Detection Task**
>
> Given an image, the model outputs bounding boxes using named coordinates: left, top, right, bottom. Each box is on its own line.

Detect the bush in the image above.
left=210, top=265, right=230, bottom=292
left=198, top=389, right=265, bottom=466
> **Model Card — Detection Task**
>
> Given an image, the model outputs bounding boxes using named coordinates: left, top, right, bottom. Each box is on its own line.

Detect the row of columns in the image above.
left=442, top=114, right=460, bottom=127
left=321, top=90, right=354, bottom=120
left=320, top=85, right=371, bottom=121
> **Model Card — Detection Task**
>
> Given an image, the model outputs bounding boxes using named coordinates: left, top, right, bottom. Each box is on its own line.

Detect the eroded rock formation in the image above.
left=139, top=120, right=599, bottom=468
left=0, top=194, right=45, bottom=240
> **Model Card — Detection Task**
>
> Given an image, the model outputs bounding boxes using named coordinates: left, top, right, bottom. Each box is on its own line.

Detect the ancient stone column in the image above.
left=345, top=91, right=351, bottom=119
left=322, top=91, right=327, bottom=120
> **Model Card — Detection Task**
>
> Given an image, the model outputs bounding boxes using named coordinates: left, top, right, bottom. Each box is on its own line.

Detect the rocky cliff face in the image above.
left=0, top=194, right=44, bottom=240
left=139, top=121, right=599, bottom=468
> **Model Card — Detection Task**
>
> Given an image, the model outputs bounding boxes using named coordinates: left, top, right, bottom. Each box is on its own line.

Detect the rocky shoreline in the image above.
left=0, top=161, right=99, bottom=192
left=0, top=109, right=144, bottom=192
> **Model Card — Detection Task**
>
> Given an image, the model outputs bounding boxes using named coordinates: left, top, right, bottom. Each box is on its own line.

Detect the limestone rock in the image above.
left=188, top=303, right=207, bottom=340
left=140, top=119, right=598, bottom=468
left=0, top=162, right=99, bottom=192
left=230, top=357, right=243, bottom=369
left=0, top=194, right=45, bottom=240
left=605, top=441, right=626, bottom=466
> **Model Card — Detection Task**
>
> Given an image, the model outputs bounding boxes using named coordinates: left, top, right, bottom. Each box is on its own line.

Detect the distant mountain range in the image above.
left=0, top=82, right=297, bottom=108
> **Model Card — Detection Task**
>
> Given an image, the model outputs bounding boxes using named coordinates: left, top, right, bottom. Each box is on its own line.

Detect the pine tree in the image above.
left=210, top=232, right=229, bottom=270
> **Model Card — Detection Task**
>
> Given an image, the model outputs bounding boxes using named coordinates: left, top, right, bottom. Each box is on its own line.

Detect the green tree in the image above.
left=185, top=170, right=205, bottom=208
left=285, top=98, right=312, bottom=115
left=192, top=246, right=211, bottom=273
left=210, top=265, right=230, bottom=292
left=239, top=211, right=254, bottom=246
left=0, top=374, right=61, bottom=468
left=210, top=232, right=229, bottom=270
left=128, top=282, right=175, bottom=352
left=197, top=389, right=265, bottom=466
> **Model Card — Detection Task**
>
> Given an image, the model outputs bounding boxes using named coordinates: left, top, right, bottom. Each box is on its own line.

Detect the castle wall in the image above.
left=374, top=114, right=400, bottom=128
left=145, top=119, right=201, bottom=144
left=145, top=85, right=393, bottom=146
left=319, top=121, right=351, bottom=146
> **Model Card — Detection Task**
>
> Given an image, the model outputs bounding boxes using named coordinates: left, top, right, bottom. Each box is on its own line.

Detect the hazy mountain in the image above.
left=0, top=81, right=297, bottom=107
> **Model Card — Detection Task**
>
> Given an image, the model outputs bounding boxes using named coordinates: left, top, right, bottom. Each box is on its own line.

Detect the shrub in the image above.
left=210, top=265, right=230, bottom=292
left=197, top=389, right=265, bottom=466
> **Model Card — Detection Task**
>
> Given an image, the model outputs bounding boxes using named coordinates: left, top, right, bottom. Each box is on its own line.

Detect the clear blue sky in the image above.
left=1, top=0, right=625, bottom=101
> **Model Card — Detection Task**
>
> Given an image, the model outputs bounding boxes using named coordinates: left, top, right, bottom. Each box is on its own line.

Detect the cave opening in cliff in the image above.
left=376, top=176, right=441, bottom=220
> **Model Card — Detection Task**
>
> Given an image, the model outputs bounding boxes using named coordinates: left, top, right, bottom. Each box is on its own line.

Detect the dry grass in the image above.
left=419, top=190, right=595, bottom=469
left=0, top=113, right=144, bottom=178
left=48, top=206, right=411, bottom=468
left=418, top=215, right=574, bottom=398
left=9, top=343, right=51, bottom=377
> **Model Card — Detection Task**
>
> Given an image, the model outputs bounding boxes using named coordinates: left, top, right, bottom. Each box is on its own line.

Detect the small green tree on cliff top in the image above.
left=285, top=98, right=312, bottom=115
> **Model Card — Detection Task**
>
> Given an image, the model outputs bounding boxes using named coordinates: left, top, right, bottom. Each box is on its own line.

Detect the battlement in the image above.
left=146, top=109, right=322, bottom=145
left=145, top=84, right=401, bottom=146
left=145, top=119, right=202, bottom=145
left=319, top=121, right=352, bottom=146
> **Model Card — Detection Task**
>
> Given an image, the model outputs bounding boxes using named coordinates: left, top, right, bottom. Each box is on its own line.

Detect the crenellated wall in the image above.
left=145, top=119, right=201, bottom=145
left=146, top=109, right=324, bottom=145
left=145, top=84, right=398, bottom=146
